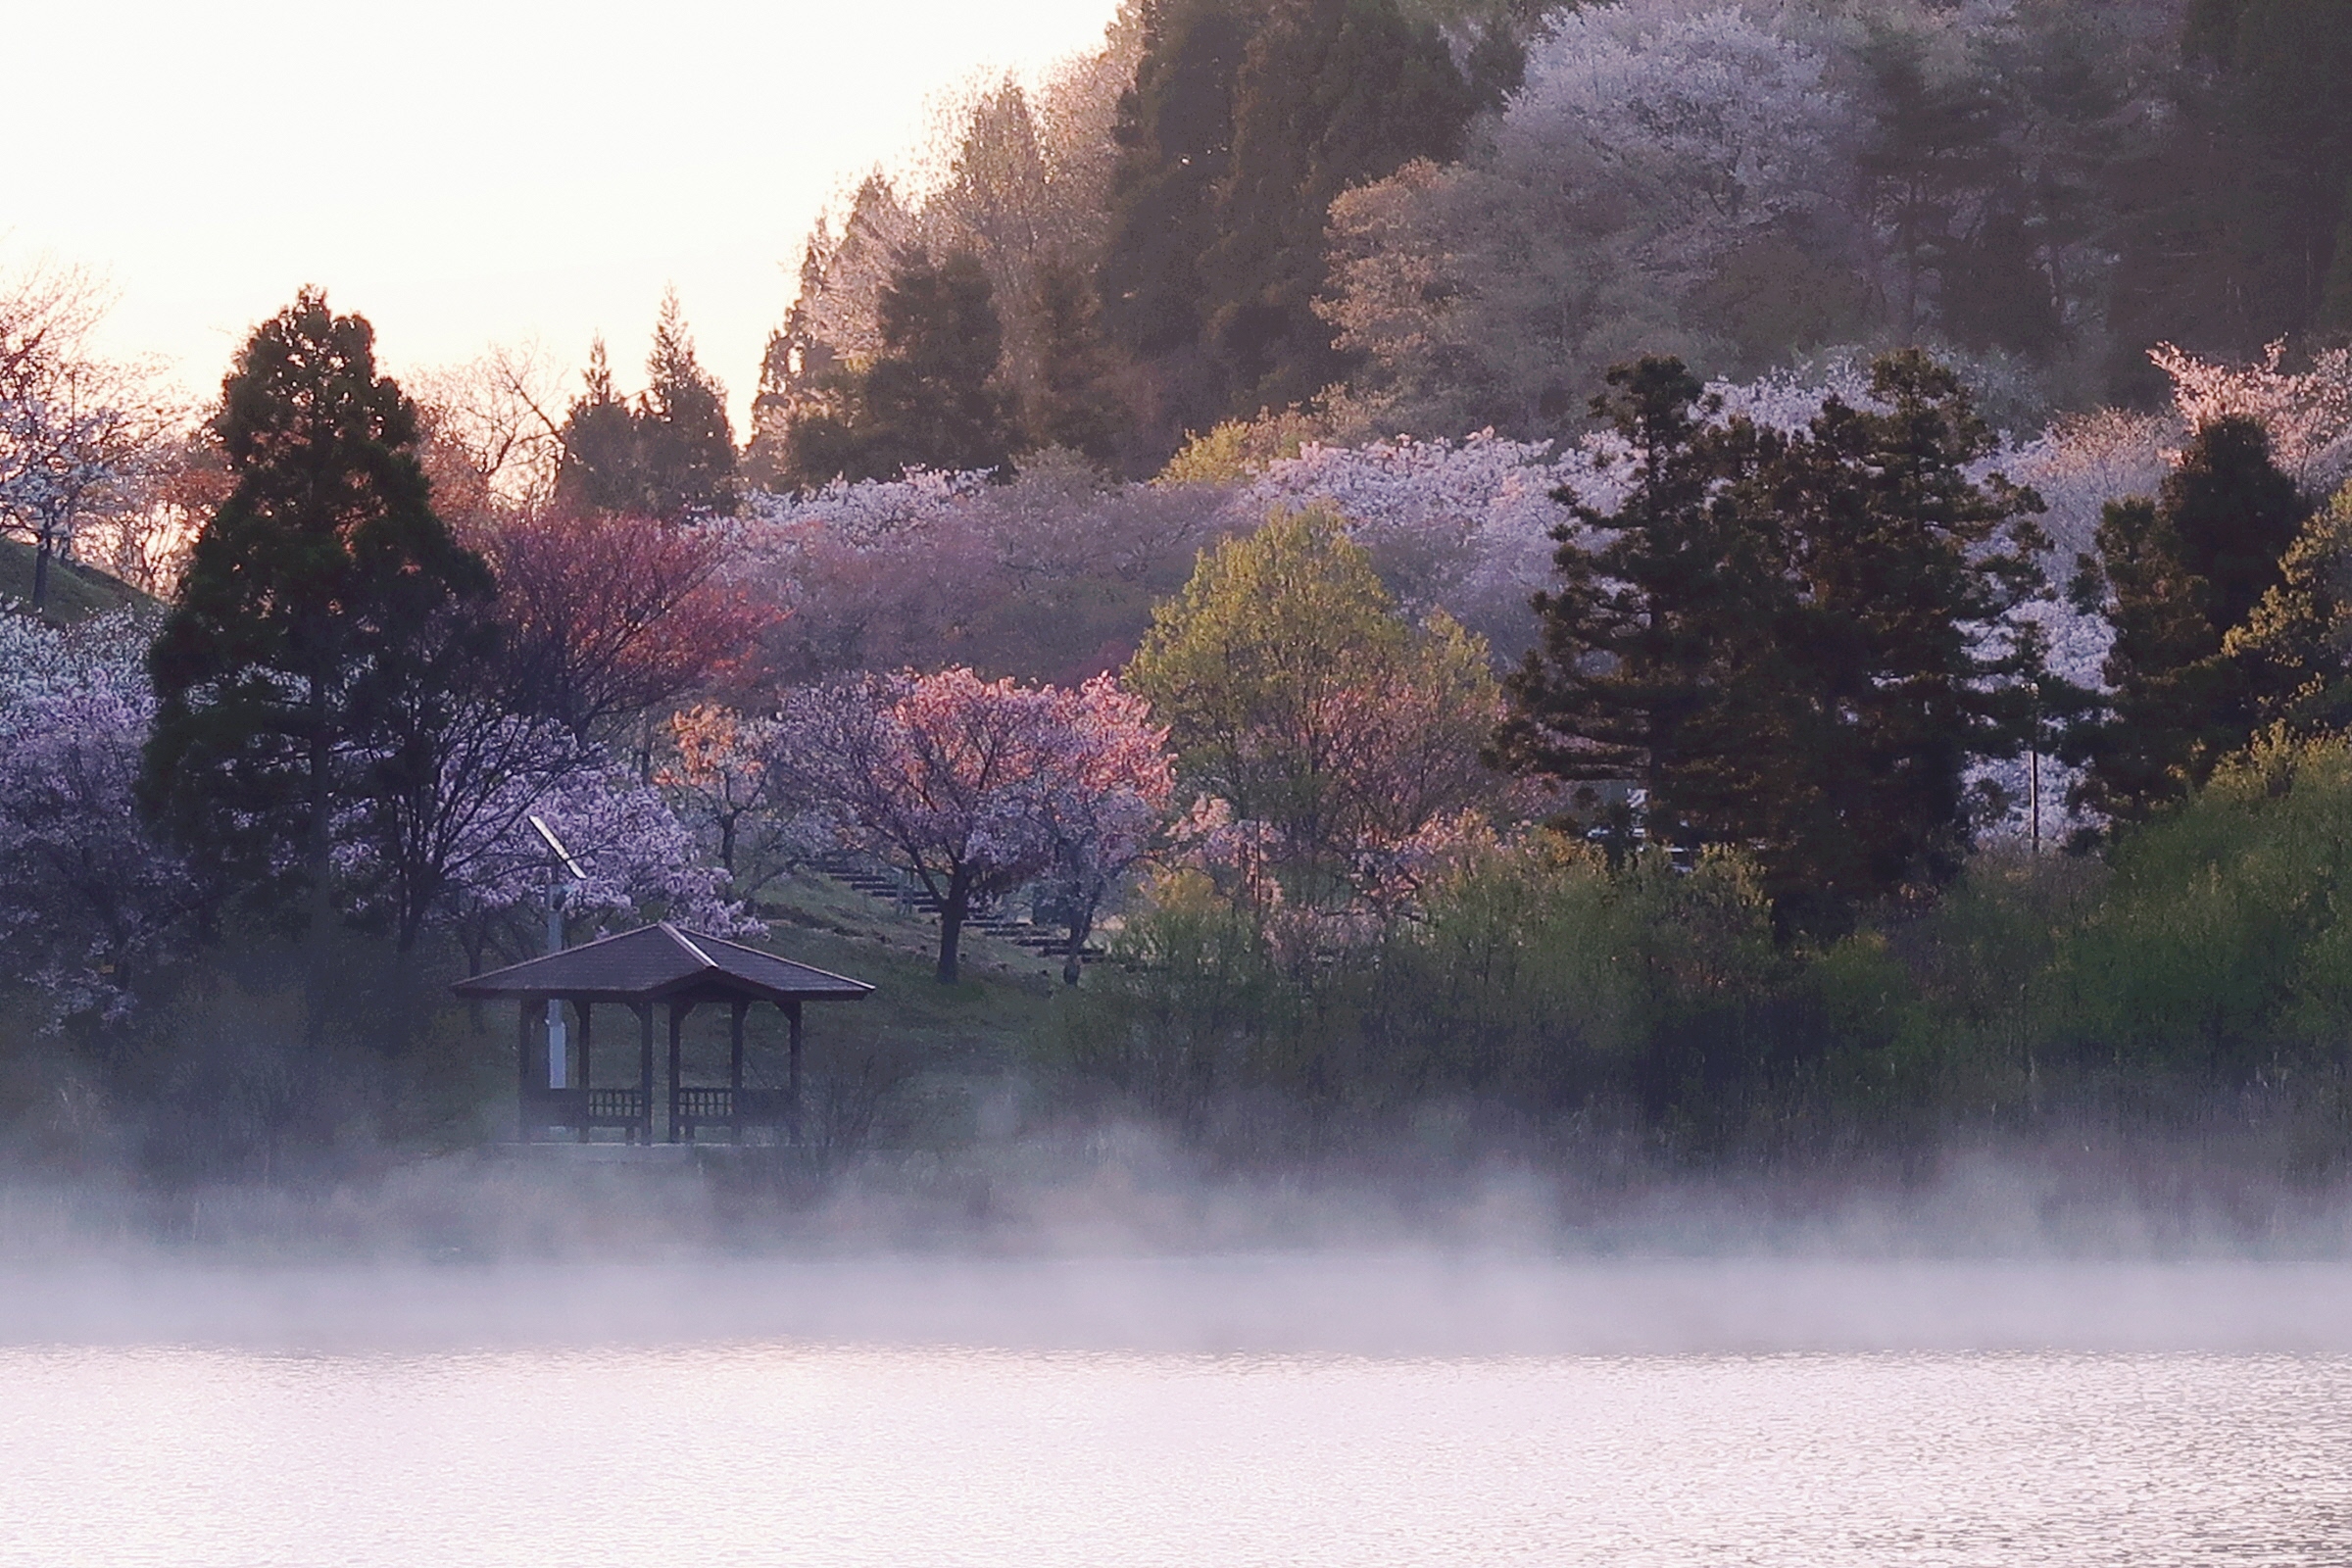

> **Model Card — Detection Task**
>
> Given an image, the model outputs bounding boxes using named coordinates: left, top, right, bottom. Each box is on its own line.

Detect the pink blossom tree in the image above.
left=1032, top=675, right=1174, bottom=983
left=2149, top=339, right=2352, bottom=494
left=771, top=666, right=1172, bottom=982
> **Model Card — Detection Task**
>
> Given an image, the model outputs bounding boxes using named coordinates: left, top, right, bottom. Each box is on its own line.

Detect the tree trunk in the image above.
left=1062, top=891, right=1100, bottom=987
left=464, top=927, right=487, bottom=1032
left=30, top=525, right=52, bottom=612
left=936, top=868, right=971, bottom=985
left=303, top=681, right=333, bottom=1050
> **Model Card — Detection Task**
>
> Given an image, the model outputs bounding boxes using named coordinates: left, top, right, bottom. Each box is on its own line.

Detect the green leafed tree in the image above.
left=2224, top=481, right=2352, bottom=734
left=1127, top=504, right=1498, bottom=900
left=141, top=290, right=496, bottom=972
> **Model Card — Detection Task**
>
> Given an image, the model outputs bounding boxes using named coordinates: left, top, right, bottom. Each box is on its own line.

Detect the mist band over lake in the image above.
left=7, top=1253, right=2351, bottom=1568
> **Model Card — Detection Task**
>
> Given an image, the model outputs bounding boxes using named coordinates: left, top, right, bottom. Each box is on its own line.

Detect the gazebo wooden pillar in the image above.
left=455, top=922, right=872, bottom=1146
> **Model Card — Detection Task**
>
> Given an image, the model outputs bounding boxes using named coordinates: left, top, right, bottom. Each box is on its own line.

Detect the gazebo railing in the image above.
left=674, top=1087, right=733, bottom=1122
left=671, top=1086, right=800, bottom=1142
left=587, top=1088, right=647, bottom=1125
left=521, top=1086, right=650, bottom=1143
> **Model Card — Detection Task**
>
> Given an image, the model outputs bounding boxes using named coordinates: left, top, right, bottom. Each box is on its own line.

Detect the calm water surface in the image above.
left=5, top=1261, right=2349, bottom=1566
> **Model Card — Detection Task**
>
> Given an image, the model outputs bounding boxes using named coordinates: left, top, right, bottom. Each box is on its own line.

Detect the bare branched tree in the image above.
left=0, top=256, right=181, bottom=608
left=409, top=339, right=571, bottom=523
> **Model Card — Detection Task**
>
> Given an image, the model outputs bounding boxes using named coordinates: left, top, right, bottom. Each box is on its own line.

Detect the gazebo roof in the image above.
left=452, top=922, right=873, bottom=1006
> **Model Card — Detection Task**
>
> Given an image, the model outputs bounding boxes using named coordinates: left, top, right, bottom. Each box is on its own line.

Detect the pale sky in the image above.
left=11, top=0, right=1124, bottom=428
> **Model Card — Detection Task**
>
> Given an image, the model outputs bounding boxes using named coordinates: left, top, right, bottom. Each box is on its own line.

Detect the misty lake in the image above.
left=5, top=1256, right=2350, bottom=1567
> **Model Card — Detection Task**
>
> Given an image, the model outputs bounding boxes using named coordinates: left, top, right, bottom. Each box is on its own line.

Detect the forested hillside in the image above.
left=749, top=0, right=2352, bottom=482
left=11, top=0, right=2352, bottom=1179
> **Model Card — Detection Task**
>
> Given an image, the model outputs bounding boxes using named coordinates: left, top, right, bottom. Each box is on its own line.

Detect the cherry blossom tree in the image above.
left=427, top=763, right=754, bottom=980
left=732, top=455, right=1227, bottom=683
left=658, top=703, right=827, bottom=903
left=1032, top=675, right=1174, bottom=983
left=0, top=263, right=176, bottom=611
left=1235, top=432, right=1584, bottom=659
left=335, top=696, right=584, bottom=955
left=410, top=340, right=572, bottom=524
left=2148, top=340, right=2352, bottom=495
left=471, top=507, right=768, bottom=743
left=770, top=666, right=1172, bottom=982
left=0, top=610, right=192, bottom=1024
left=73, top=426, right=226, bottom=600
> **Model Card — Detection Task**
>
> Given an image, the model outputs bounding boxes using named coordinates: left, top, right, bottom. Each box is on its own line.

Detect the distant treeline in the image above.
left=742, top=0, right=2352, bottom=484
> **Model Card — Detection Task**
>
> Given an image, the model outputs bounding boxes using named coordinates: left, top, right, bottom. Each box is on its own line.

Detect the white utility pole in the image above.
left=530, top=815, right=589, bottom=1090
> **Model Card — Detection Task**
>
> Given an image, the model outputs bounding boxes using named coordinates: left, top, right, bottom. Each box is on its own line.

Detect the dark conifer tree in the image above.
left=1099, top=0, right=1246, bottom=367
left=1026, top=261, right=1126, bottom=465
left=1856, top=30, right=2004, bottom=341
left=1098, top=0, right=1477, bottom=443
left=1204, top=0, right=1477, bottom=412
left=1750, top=351, right=2050, bottom=917
left=2065, top=416, right=2313, bottom=821
left=1492, top=357, right=1797, bottom=865
left=141, top=291, right=495, bottom=992
left=2110, top=0, right=2352, bottom=379
left=2065, top=498, right=2244, bottom=824
left=2162, top=415, right=2309, bottom=633
left=553, top=338, right=646, bottom=514
left=1497, top=353, right=2050, bottom=931
left=781, top=250, right=1017, bottom=486
left=555, top=298, right=741, bottom=519
left=636, top=291, right=741, bottom=518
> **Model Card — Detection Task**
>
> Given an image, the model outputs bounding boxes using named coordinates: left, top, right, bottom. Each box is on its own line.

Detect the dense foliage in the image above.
left=1497, top=351, right=2051, bottom=928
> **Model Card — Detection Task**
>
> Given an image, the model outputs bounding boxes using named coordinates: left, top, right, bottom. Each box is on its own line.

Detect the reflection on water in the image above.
left=5, top=1343, right=2348, bottom=1567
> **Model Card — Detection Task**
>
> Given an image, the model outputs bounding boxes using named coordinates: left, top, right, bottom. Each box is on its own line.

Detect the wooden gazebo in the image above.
left=454, top=923, right=872, bottom=1145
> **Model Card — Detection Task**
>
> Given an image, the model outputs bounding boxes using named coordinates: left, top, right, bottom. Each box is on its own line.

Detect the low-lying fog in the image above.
left=12, top=1137, right=2351, bottom=1566
left=11, top=1252, right=2352, bottom=1356
left=6, top=1130, right=2351, bottom=1356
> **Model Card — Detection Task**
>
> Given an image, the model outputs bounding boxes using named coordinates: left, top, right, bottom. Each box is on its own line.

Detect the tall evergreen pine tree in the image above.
left=1497, top=353, right=2050, bottom=930
left=2066, top=416, right=2313, bottom=821
left=141, top=291, right=495, bottom=991
left=780, top=250, right=1017, bottom=486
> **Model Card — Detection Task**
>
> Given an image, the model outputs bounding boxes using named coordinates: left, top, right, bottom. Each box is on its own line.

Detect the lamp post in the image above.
left=530, top=814, right=588, bottom=1090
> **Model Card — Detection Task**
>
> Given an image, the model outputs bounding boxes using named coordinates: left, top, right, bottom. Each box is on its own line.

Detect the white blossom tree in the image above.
left=2148, top=340, right=2352, bottom=496
left=0, top=610, right=193, bottom=1023
left=1323, top=2, right=1863, bottom=438
left=0, top=263, right=176, bottom=611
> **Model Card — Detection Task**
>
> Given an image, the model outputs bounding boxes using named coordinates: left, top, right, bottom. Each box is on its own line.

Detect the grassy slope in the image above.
left=619, top=871, right=1073, bottom=1146
left=759, top=870, right=1063, bottom=1066
left=0, top=538, right=155, bottom=622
